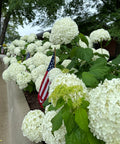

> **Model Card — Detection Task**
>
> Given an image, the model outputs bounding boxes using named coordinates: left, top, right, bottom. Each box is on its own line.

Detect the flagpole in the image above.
left=54, top=48, right=56, bottom=68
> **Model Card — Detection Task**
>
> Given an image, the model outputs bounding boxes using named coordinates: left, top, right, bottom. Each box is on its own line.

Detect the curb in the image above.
left=0, top=55, right=35, bottom=144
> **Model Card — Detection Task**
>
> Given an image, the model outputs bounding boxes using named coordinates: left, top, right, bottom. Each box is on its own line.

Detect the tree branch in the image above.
left=0, top=12, right=11, bottom=45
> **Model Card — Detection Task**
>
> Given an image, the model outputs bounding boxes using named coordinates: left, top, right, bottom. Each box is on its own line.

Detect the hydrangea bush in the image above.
left=2, top=17, right=120, bottom=144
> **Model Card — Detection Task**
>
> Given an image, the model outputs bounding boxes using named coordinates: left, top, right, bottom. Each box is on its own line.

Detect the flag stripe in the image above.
left=39, top=75, right=49, bottom=96
left=39, top=71, right=48, bottom=92
left=42, top=91, right=49, bottom=103
left=38, top=52, right=55, bottom=107
left=40, top=78, right=49, bottom=100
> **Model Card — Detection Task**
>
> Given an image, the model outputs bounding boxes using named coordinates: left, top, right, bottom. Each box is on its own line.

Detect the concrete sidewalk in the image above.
left=0, top=55, right=36, bottom=144
left=0, top=56, right=9, bottom=144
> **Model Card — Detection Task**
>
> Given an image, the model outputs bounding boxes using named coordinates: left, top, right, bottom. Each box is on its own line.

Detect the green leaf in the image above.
left=42, top=98, right=50, bottom=108
left=79, top=33, right=89, bottom=46
left=112, top=54, right=120, bottom=65
left=90, top=65, right=110, bottom=80
left=16, top=56, right=21, bottom=61
left=80, top=99, right=89, bottom=109
left=62, top=104, right=76, bottom=134
left=89, top=57, right=110, bottom=80
left=82, top=72, right=99, bottom=88
left=87, top=131, right=105, bottom=144
left=46, top=50, right=53, bottom=56
left=70, top=47, right=93, bottom=62
left=65, top=127, right=89, bottom=144
left=92, top=57, right=107, bottom=66
left=54, top=97, right=65, bottom=110
left=75, top=108, right=89, bottom=132
left=24, top=81, right=36, bottom=93
left=51, top=110, right=63, bottom=133
left=21, top=49, right=26, bottom=55
left=48, top=97, right=65, bottom=111
left=66, top=57, right=78, bottom=69
left=60, top=54, right=69, bottom=62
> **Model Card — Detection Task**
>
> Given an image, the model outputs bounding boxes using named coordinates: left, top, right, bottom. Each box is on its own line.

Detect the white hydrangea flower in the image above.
left=45, top=104, right=51, bottom=114
left=42, top=31, right=50, bottom=39
left=22, top=57, right=33, bottom=67
left=26, top=43, right=37, bottom=55
left=90, top=28, right=111, bottom=43
left=49, top=73, right=88, bottom=107
left=31, top=65, right=47, bottom=82
left=49, top=17, right=79, bottom=44
left=17, top=40, right=26, bottom=47
left=10, top=57, right=17, bottom=64
left=88, top=78, right=120, bottom=144
left=2, top=69, right=11, bottom=81
left=2, top=63, right=26, bottom=81
left=32, top=52, right=48, bottom=67
left=51, top=44, right=60, bottom=50
left=48, top=68, right=62, bottom=82
left=79, top=36, right=93, bottom=48
left=86, top=36, right=93, bottom=48
left=14, top=47, right=21, bottom=56
left=28, top=64, right=36, bottom=72
left=8, top=44, right=15, bottom=55
left=36, top=46, right=45, bottom=53
left=61, top=59, right=71, bottom=68
left=3, top=56, right=10, bottom=65
left=35, top=74, right=44, bottom=92
left=6, top=52, right=10, bottom=56
left=45, top=56, right=59, bottom=66
left=16, top=71, right=32, bottom=89
left=21, top=110, right=44, bottom=143
left=42, top=110, right=66, bottom=144
left=93, top=48, right=110, bottom=60
left=34, top=40, right=42, bottom=46
left=79, top=39, right=88, bottom=48
left=20, top=35, right=28, bottom=41
left=17, top=46, right=24, bottom=50
left=12, top=39, right=20, bottom=46
left=27, top=33, right=37, bottom=43
left=43, top=42, right=51, bottom=50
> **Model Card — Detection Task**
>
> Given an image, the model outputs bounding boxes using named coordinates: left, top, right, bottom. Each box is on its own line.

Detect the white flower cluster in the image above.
left=79, top=36, right=93, bottom=48
left=2, top=62, right=26, bottom=81
left=21, top=110, right=44, bottom=143
left=61, top=59, right=71, bottom=68
left=92, top=48, right=110, bottom=60
left=16, top=71, right=32, bottom=89
left=26, top=43, right=37, bottom=55
left=35, top=74, right=44, bottom=92
left=49, top=17, right=79, bottom=44
left=48, top=68, right=63, bottom=82
left=31, top=65, right=47, bottom=82
left=3, top=56, right=10, bottom=65
left=90, top=28, right=111, bottom=43
left=49, top=73, right=88, bottom=107
left=42, top=31, right=50, bottom=39
left=26, top=33, right=37, bottom=43
left=41, top=110, right=66, bottom=144
left=22, top=109, right=66, bottom=144
left=88, top=78, right=120, bottom=144
left=32, top=52, right=48, bottom=67
left=79, top=39, right=88, bottom=48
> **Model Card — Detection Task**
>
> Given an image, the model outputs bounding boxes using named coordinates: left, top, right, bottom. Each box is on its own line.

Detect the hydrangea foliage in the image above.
left=2, top=17, right=120, bottom=144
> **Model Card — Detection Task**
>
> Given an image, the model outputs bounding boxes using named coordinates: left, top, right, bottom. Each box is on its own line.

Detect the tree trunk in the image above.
left=0, top=13, right=10, bottom=45
left=0, top=0, right=2, bottom=36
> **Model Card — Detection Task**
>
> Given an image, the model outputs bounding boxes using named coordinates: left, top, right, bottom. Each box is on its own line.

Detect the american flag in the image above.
left=38, top=52, right=55, bottom=107
left=26, top=52, right=30, bottom=59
